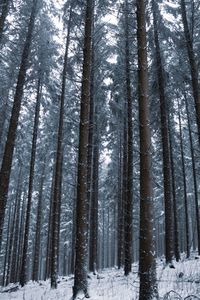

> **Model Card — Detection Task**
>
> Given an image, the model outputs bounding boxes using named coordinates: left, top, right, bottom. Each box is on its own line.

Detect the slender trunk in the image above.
left=181, top=0, right=200, bottom=144
left=117, top=135, right=123, bottom=269
left=178, top=101, right=190, bottom=258
left=0, top=0, right=38, bottom=250
left=45, top=167, right=55, bottom=280
left=124, top=0, right=133, bottom=276
left=70, top=183, right=77, bottom=275
left=89, top=114, right=99, bottom=274
left=122, top=100, right=128, bottom=267
left=86, top=48, right=94, bottom=229
left=50, top=5, right=72, bottom=288
left=20, top=77, right=42, bottom=286
left=168, top=120, right=180, bottom=262
left=136, top=0, right=158, bottom=299
left=152, top=0, right=173, bottom=263
left=184, top=95, right=200, bottom=255
left=32, top=162, right=46, bottom=281
left=73, top=1, right=93, bottom=297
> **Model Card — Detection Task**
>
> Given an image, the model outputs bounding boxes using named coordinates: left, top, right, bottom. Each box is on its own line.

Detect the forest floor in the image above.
left=0, top=254, right=200, bottom=300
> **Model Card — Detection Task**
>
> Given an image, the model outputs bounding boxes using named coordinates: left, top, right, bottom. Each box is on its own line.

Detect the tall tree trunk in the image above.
left=32, top=161, right=46, bottom=281
left=136, top=0, right=158, bottom=299
left=180, top=0, right=200, bottom=144
left=0, top=0, right=10, bottom=44
left=0, top=0, right=38, bottom=250
left=73, top=0, right=93, bottom=298
left=51, top=4, right=72, bottom=289
left=178, top=100, right=190, bottom=258
left=44, top=167, right=55, bottom=280
left=122, top=100, right=128, bottom=267
left=184, top=94, right=200, bottom=255
left=117, top=135, right=123, bottom=269
left=70, top=177, right=77, bottom=275
left=168, top=119, right=180, bottom=262
left=20, top=77, right=42, bottom=286
left=124, top=0, right=133, bottom=276
left=89, top=114, right=99, bottom=274
left=152, top=0, right=173, bottom=264
left=87, top=38, right=95, bottom=272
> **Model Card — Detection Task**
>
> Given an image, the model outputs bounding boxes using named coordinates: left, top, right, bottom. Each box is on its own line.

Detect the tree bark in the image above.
left=89, top=113, right=99, bottom=274
left=124, top=0, right=133, bottom=276
left=51, top=3, right=72, bottom=289
left=152, top=0, right=173, bottom=264
left=178, top=100, right=190, bottom=258
left=44, top=167, right=55, bottom=280
left=136, top=0, right=158, bottom=299
left=73, top=0, right=93, bottom=298
left=0, top=0, right=38, bottom=250
left=117, top=135, right=123, bottom=269
left=168, top=118, right=180, bottom=262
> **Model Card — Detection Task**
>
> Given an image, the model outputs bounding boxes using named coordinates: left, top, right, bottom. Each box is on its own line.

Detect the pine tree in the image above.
left=124, top=0, right=133, bottom=276
left=152, top=0, right=173, bottom=264
left=51, top=2, right=72, bottom=289
left=73, top=0, right=93, bottom=298
left=136, top=0, right=158, bottom=299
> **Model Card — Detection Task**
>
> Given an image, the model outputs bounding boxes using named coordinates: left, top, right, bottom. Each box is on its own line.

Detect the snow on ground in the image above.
left=0, top=256, right=200, bottom=300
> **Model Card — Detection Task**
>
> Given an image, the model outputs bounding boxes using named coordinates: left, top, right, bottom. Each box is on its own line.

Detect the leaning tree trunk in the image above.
left=181, top=0, right=200, bottom=145
left=152, top=0, right=173, bottom=264
left=73, top=0, right=93, bottom=298
left=51, top=3, right=72, bottom=289
left=0, top=0, right=38, bottom=251
left=124, top=0, right=133, bottom=276
left=20, top=77, right=42, bottom=287
left=136, top=0, right=158, bottom=299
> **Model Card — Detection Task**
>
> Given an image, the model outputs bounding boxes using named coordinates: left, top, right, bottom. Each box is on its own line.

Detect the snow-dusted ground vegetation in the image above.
left=1, top=256, right=200, bottom=300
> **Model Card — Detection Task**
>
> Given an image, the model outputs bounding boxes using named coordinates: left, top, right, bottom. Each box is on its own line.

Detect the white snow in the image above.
left=0, top=256, right=200, bottom=300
